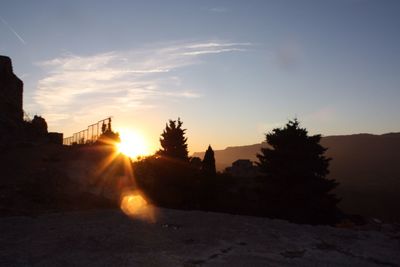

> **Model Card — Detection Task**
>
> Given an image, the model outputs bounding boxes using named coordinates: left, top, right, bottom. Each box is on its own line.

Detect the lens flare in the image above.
left=120, top=191, right=155, bottom=222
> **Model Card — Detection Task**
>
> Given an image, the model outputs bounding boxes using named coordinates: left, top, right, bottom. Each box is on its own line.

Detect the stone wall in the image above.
left=0, top=55, right=23, bottom=127
left=0, top=56, right=64, bottom=146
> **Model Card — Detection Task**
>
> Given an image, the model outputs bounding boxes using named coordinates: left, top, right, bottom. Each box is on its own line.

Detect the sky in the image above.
left=1, top=0, right=399, bottom=153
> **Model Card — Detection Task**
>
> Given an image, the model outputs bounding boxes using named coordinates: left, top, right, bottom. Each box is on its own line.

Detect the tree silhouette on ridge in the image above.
left=202, top=145, right=216, bottom=176
left=158, top=118, right=189, bottom=161
left=257, top=119, right=340, bottom=224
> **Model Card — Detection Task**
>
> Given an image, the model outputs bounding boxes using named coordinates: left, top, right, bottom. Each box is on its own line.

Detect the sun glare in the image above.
left=116, top=129, right=150, bottom=159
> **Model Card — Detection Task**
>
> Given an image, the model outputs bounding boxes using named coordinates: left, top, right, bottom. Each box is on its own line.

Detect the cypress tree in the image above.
left=202, top=145, right=216, bottom=176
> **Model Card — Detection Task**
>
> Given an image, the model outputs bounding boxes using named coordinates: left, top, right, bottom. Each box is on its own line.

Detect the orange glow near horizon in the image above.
left=116, top=128, right=151, bottom=159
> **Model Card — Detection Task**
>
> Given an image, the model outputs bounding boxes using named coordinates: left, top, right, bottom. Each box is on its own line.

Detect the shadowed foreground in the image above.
left=0, top=208, right=399, bottom=266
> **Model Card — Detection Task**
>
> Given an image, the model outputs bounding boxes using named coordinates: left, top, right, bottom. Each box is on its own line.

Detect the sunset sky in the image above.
left=1, top=0, right=399, bottom=153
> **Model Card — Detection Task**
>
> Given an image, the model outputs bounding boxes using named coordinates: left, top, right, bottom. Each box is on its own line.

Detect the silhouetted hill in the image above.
left=193, top=133, right=400, bottom=222
left=193, top=142, right=269, bottom=171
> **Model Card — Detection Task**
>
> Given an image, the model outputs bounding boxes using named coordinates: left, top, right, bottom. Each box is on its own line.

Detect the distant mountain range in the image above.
left=193, top=133, right=400, bottom=222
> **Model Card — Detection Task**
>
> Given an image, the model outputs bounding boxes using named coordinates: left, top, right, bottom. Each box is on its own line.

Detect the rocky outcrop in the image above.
left=0, top=55, right=23, bottom=127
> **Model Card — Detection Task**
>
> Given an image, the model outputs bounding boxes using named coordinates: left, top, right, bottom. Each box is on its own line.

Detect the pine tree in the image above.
left=158, top=118, right=189, bottom=161
left=202, top=145, right=216, bottom=176
left=257, top=119, right=339, bottom=224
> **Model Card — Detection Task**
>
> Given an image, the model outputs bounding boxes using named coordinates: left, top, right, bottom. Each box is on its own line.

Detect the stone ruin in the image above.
left=0, top=55, right=63, bottom=145
left=0, top=56, right=23, bottom=128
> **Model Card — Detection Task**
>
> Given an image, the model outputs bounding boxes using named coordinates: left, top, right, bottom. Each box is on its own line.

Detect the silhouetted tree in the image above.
left=133, top=154, right=200, bottom=209
left=202, top=145, right=216, bottom=176
left=157, top=118, right=189, bottom=161
left=257, top=119, right=340, bottom=224
left=190, top=156, right=202, bottom=170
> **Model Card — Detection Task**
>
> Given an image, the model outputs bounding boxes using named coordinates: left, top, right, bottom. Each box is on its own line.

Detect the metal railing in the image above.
left=63, top=117, right=112, bottom=145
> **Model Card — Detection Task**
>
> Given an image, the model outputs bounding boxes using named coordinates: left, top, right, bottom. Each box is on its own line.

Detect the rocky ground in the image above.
left=0, top=207, right=399, bottom=267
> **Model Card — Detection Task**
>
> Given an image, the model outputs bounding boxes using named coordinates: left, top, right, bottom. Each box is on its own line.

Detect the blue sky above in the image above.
left=1, top=0, right=399, bottom=152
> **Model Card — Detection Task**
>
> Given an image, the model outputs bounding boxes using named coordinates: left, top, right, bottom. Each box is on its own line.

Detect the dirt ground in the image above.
left=0, top=207, right=399, bottom=266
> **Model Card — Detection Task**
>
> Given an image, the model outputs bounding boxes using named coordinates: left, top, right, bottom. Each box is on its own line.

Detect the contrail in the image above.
left=0, top=15, right=26, bottom=45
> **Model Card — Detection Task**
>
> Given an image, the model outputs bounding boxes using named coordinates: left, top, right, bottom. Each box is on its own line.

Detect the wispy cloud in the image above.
left=186, top=42, right=251, bottom=49
left=181, top=48, right=246, bottom=56
left=0, top=15, right=26, bottom=45
left=34, top=41, right=249, bottom=127
left=180, top=43, right=250, bottom=56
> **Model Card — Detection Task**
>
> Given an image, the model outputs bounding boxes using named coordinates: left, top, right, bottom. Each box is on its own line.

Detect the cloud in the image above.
left=181, top=48, right=246, bottom=56
left=186, top=42, right=251, bottom=49
left=34, top=41, right=249, bottom=128
left=181, top=42, right=250, bottom=55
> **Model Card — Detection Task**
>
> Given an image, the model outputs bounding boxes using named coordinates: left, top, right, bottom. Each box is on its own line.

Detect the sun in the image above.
left=116, top=129, right=150, bottom=159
